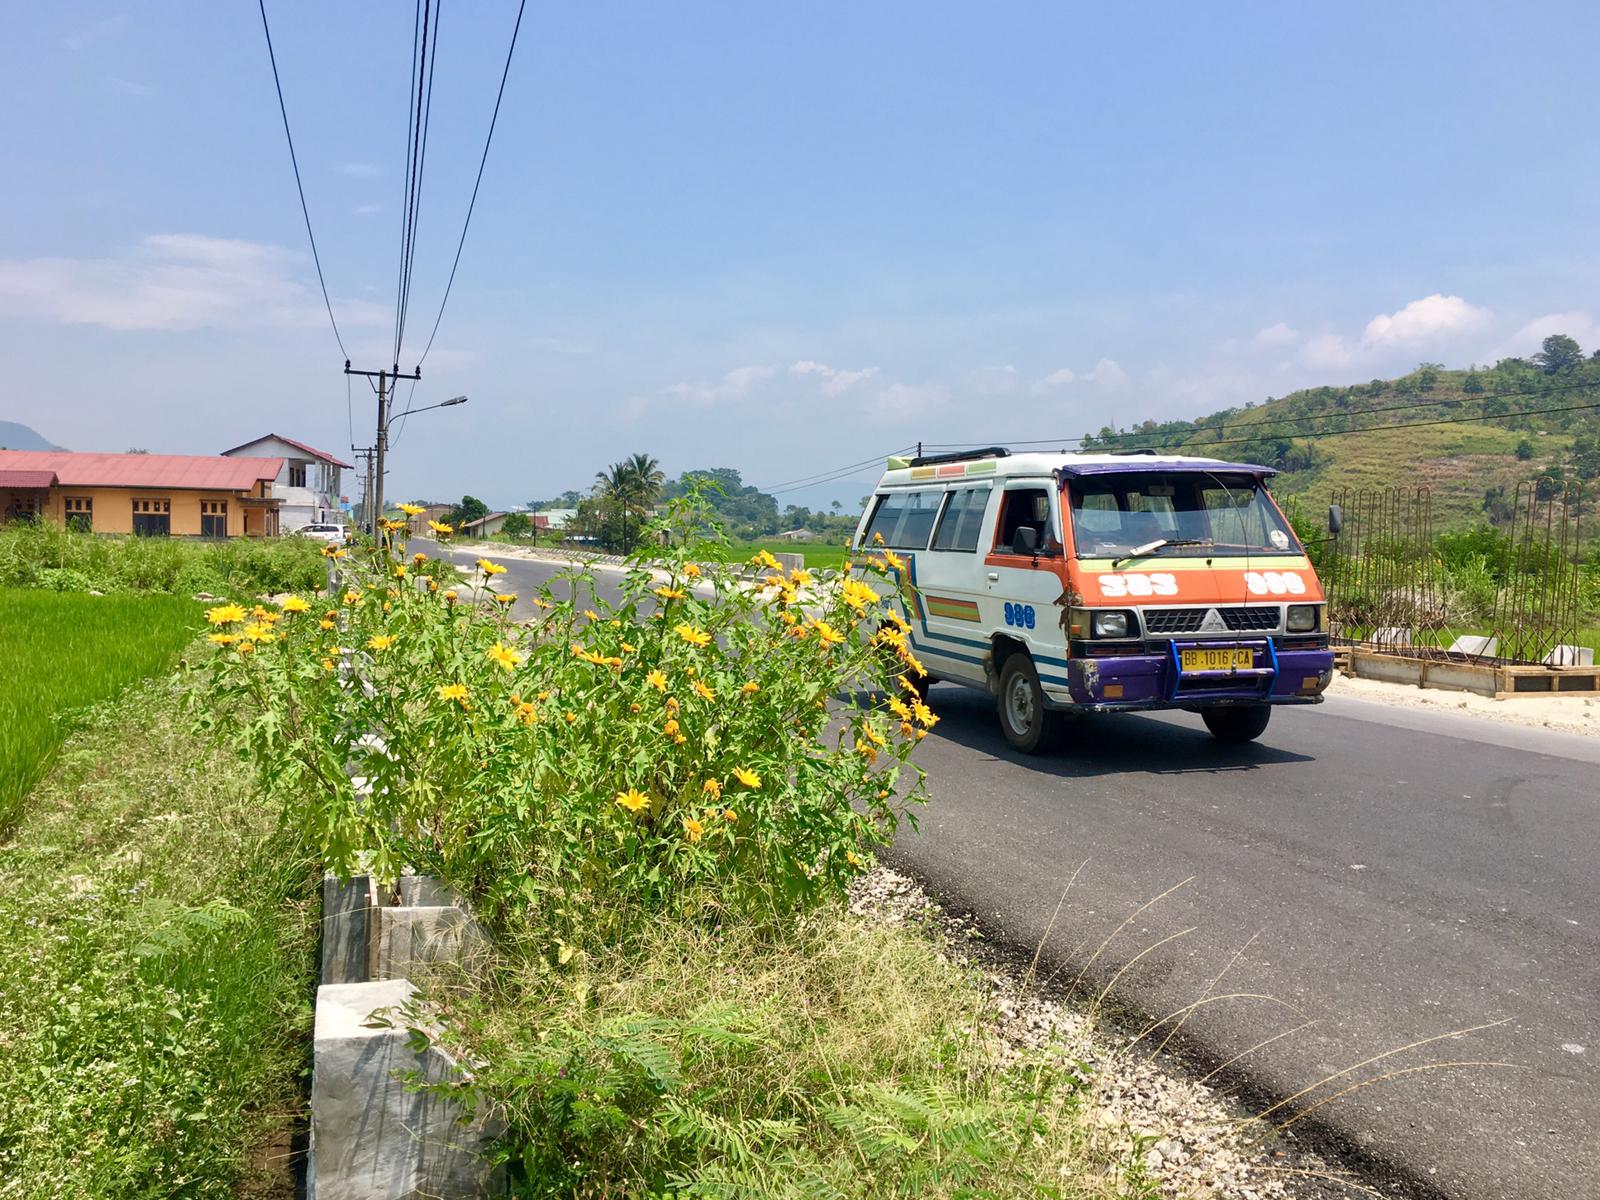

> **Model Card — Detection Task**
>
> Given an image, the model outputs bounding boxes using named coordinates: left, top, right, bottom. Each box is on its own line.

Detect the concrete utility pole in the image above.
left=352, top=448, right=375, bottom=532
left=345, top=361, right=421, bottom=538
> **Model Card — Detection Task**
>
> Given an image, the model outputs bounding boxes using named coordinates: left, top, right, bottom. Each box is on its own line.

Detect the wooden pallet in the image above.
left=1332, top=646, right=1354, bottom=673
left=1495, top=663, right=1600, bottom=699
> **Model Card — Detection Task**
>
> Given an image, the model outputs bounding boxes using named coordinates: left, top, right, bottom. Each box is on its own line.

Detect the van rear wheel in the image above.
left=1201, top=704, right=1272, bottom=743
left=997, top=654, right=1060, bottom=754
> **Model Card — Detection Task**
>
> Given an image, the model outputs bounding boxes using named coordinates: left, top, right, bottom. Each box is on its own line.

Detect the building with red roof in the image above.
left=220, top=434, right=351, bottom=532
left=0, top=448, right=284, bottom=537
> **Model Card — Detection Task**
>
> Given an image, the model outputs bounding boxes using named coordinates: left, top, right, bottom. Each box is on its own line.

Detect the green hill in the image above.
left=1082, top=339, right=1600, bottom=533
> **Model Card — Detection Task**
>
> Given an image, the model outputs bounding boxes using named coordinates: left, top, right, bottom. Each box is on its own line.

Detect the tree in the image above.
left=1462, top=371, right=1485, bottom=394
left=1532, top=334, right=1583, bottom=374
left=501, top=511, right=532, bottom=538
left=1514, top=438, right=1535, bottom=461
left=593, top=453, right=666, bottom=552
left=449, top=495, right=489, bottom=527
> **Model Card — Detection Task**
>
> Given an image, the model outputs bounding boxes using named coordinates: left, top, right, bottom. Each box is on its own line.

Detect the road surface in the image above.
left=436, top=543, right=1598, bottom=1198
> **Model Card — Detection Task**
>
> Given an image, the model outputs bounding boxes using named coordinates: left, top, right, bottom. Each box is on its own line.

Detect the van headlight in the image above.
left=1092, top=611, right=1134, bottom=638
left=1286, top=604, right=1320, bottom=633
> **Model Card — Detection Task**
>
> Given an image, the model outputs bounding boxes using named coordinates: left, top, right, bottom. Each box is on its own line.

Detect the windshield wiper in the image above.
left=1113, top=538, right=1210, bottom=566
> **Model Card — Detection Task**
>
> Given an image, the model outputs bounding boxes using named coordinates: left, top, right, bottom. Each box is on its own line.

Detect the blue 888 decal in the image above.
left=1003, top=602, right=1036, bottom=629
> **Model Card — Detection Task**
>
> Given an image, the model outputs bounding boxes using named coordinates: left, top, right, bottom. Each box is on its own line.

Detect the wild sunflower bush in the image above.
left=194, top=499, right=930, bottom=943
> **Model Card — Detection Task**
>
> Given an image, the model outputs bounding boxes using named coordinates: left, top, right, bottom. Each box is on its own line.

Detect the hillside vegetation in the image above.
left=1082, top=334, right=1600, bottom=534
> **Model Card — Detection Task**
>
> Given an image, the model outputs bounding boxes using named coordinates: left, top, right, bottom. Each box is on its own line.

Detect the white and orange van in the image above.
left=853, top=448, right=1336, bottom=752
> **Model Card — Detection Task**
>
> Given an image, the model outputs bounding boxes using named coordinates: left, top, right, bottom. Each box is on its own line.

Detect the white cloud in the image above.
left=1252, top=321, right=1300, bottom=348
left=1037, top=367, right=1076, bottom=386
left=969, top=364, right=1019, bottom=393
left=106, top=77, right=152, bottom=97
left=1502, top=310, right=1598, bottom=358
left=1086, top=357, right=1129, bottom=388
left=0, top=233, right=387, bottom=332
left=789, top=359, right=879, bottom=396
left=1361, top=294, right=1490, bottom=349
left=872, top=381, right=948, bottom=422
left=333, top=162, right=382, bottom=179
left=661, top=364, right=777, bottom=407
left=64, top=15, right=127, bottom=51
left=1300, top=333, right=1352, bottom=370
left=353, top=203, right=382, bottom=215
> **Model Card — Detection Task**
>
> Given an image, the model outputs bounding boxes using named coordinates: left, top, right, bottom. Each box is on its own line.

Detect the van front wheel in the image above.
left=1201, top=704, right=1272, bottom=743
left=997, top=654, right=1060, bottom=754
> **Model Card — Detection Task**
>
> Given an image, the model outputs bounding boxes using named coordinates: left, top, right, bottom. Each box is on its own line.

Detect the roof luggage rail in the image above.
left=906, top=446, right=1011, bottom=468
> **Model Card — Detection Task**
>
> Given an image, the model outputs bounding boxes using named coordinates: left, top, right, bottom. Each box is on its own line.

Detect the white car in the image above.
left=297, top=522, right=348, bottom=545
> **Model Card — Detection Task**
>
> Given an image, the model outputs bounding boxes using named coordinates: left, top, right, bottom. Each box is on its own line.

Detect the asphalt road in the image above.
left=439, top=543, right=1598, bottom=1198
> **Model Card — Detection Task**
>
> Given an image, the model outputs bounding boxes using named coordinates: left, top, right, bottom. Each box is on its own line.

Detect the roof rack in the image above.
left=907, top=446, right=1011, bottom=468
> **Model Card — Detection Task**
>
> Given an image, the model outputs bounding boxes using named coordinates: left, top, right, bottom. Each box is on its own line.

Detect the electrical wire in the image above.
left=393, top=0, right=440, bottom=365
left=758, top=446, right=917, bottom=493
left=387, top=376, right=424, bottom=449
left=257, top=0, right=348, bottom=360
left=415, top=0, right=529, bottom=368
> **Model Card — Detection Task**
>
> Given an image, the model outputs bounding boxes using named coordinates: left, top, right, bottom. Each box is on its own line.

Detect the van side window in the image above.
left=861, top=489, right=943, bottom=550
left=995, top=488, right=1057, bottom=554
left=931, top=488, right=988, bottom=552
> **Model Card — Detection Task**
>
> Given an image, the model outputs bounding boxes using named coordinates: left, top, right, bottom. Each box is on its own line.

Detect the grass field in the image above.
left=0, top=676, right=316, bottom=1196
left=728, top=538, right=852, bottom=569
left=0, top=589, right=204, bottom=831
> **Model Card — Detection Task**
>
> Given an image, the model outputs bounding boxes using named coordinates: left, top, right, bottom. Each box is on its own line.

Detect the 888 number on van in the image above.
left=1003, top=602, right=1037, bottom=629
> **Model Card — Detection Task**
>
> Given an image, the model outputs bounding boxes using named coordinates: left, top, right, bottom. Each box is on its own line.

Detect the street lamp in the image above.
left=370, top=395, right=469, bottom=533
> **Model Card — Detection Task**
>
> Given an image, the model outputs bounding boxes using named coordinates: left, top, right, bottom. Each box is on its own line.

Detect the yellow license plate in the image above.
left=1180, top=648, right=1255, bottom=672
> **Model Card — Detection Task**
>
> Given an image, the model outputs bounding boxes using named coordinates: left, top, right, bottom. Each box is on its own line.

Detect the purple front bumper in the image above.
left=1058, top=643, right=1334, bottom=711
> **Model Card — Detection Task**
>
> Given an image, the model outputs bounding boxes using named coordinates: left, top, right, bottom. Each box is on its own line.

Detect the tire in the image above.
left=1201, top=704, right=1272, bottom=744
left=996, top=653, right=1060, bottom=754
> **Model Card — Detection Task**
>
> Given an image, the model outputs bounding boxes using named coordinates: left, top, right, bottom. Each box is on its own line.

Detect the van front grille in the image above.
left=1220, top=606, right=1280, bottom=631
left=1143, top=608, right=1208, bottom=633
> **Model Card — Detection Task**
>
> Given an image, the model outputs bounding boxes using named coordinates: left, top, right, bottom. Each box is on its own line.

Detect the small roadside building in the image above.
left=459, top=511, right=510, bottom=538
left=221, top=434, right=351, bottom=532
left=0, top=449, right=284, bottom=537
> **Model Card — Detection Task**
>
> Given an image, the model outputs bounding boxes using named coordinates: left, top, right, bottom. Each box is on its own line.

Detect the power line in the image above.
left=415, top=0, right=529, bottom=368
left=257, top=0, right=348, bottom=360
left=758, top=446, right=916, bottom=494
left=394, top=0, right=440, bottom=364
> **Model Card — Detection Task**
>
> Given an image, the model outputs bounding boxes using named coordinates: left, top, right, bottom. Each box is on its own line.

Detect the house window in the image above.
left=64, top=496, right=93, bottom=532
left=131, top=497, right=171, bottom=537
left=288, top=462, right=307, bottom=488
left=200, top=499, right=228, bottom=539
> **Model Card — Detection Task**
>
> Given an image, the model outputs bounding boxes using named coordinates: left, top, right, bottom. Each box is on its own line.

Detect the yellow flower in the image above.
left=477, top=559, right=507, bottom=577
left=683, top=817, right=704, bottom=844
left=900, top=720, right=916, bottom=738
left=281, top=595, right=311, bottom=614
left=702, top=778, right=722, bottom=800
left=723, top=808, right=738, bottom=822
left=615, top=788, right=650, bottom=813
left=322, top=658, right=335, bottom=672
left=427, top=578, right=439, bottom=593
left=205, top=603, right=247, bottom=625
left=444, top=589, right=459, bottom=602
left=912, top=700, right=938, bottom=729
left=207, top=632, right=236, bottom=645
left=398, top=503, right=425, bottom=516
left=787, top=624, right=810, bottom=641
left=855, top=739, right=879, bottom=764
left=538, top=691, right=550, bottom=701
left=367, top=634, right=396, bottom=651
left=872, top=531, right=885, bottom=545
left=380, top=518, right=405, bottom=533
left=241, top=622, right=275, bottom=643
left=664, top=696, right=680, bottom=716
left=620, top=641, right=636, bottom=654
left=882, top=550, right=907, bottom=572
left=394, top=564, right=407, bottom=578
left=846, top=850, right=864, bottom=869
left=492, top=592, right=517, bottom=605
left=751, top=549, right=783, bottom=571
left=321, top=543, right=347, bottom=559
left=692, top=679, right=716, bottom=702
left=861, top=724, right=887, bottom=748
left=514, top=701, right=539, bottom=726
left=675, top=622, right=711, bottom=647
left=646, top=669, right=668, bottom=692
left=740, top=681, right=760, bottom=696
left=438, top=682, right=470, bottom=707
left=654, top=585, right=685, bottom=601
left=413, top=551, right=427, bottom=564
left=487, top=641, right=524, bottom=672
left=663, top=718, right=681, bottom=737
left=841, top=579, right=879, bottom=613
left=812, top=620, right=845, bottom=648
left=884, top=608, right=910, bottom=631
left=236, top=641, right=254, bottom=655
left=888, top=696, right=912, bottom=720
left=317, top=617, right=334, bottom=631
left=428, top=519, right=453, bottom=535
left=683, top=562, right=702, bottom=578
left=900, top=649, right=927, bottom=677
left=732, top=767, right=762, bottom=790
left=343, top=590, right=363, bottom=606
left=565, top=712, right=578, bottom=724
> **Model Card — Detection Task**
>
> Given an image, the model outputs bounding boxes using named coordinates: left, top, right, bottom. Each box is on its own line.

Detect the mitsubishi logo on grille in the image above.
left=1198, top=608, right=1227, bottom=633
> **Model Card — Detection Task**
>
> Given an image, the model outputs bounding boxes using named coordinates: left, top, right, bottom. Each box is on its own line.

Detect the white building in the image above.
left=221, top=434, right=350, bottom=532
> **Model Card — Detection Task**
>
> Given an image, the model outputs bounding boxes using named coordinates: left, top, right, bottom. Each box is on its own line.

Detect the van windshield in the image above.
left=1067, top=472, right=1300, bottom=558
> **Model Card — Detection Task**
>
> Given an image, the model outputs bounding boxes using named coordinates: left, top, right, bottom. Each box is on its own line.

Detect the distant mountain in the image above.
left=0, top=421, right=63, bottom=452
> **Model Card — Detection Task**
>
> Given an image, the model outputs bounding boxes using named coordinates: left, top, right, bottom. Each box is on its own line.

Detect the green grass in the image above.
left=0, top=524, right=326, bottom=597
left=0, top=675, right=317, bottom=1198
left=727, top=538, right=852, bottom=570
left=0, top=589, right=204, bottom=831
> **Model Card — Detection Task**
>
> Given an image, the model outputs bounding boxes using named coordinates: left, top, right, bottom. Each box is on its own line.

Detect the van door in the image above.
left=984, top=482, right=1072, bottom=696
left=904, top=483, right=995, bottom=689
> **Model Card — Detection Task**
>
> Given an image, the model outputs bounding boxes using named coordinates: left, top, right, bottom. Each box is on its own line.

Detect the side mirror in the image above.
left=1011, top=525, right=1039, bottom=556
left=1328, top=504, right=1343, bottom=535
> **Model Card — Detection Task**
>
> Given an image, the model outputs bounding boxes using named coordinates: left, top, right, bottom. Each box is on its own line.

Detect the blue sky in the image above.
left=3, top=2, right=1598, bottom=510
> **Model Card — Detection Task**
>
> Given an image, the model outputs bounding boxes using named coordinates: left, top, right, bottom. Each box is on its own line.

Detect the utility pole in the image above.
left=351, top=447, right=376, bottom=532
left=345, top=361, right=421, bottom=538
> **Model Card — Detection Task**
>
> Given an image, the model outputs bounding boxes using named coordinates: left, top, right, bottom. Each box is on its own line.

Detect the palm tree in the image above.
left=593, top=453, right=665, bottom=552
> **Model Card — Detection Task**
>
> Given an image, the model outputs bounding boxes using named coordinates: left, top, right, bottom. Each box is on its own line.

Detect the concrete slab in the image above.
left=321, top=874, right=376, bottom=985
left=375, top=905, right=488, bottom=983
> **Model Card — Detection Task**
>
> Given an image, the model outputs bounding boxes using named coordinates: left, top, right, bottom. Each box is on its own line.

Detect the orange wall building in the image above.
left=0, top=450, right=284, bottom=537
